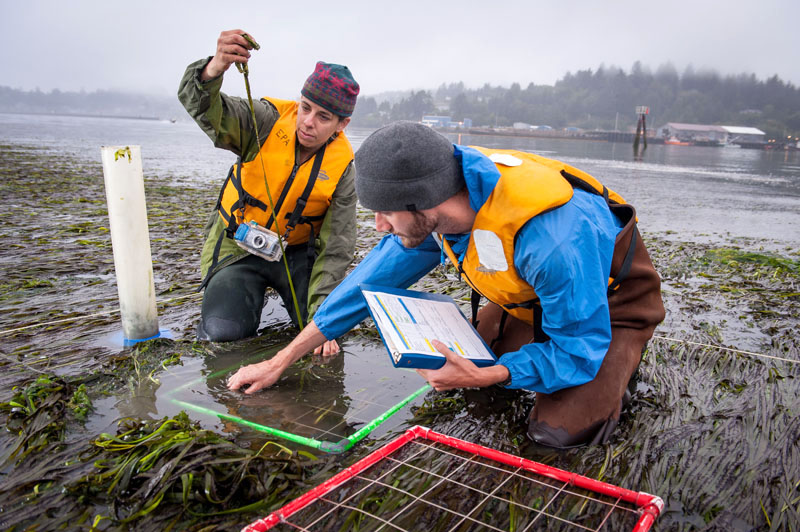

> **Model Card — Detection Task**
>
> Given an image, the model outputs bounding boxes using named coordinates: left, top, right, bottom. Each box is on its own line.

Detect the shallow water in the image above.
left=84, top=336, right=428, bottom=451
left=0, top=113, right=798, bottom=530
left=3, top=112, right=799, bottom=252
left=442, top=131, right=800, bottom=252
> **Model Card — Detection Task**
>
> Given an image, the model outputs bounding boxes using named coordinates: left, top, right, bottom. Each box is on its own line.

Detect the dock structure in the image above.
left=659, top=123, right=767, bottom=148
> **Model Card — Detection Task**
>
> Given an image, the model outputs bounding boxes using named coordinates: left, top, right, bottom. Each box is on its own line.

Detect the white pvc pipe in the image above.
left=100, top=145, right=159, bottom=341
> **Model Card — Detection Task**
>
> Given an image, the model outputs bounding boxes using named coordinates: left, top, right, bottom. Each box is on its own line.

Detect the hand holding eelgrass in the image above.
left=201, top=29, right=260, bottom=82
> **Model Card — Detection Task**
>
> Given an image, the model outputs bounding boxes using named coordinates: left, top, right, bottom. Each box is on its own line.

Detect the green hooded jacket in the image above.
left=177, top=57, right=357, bottom=316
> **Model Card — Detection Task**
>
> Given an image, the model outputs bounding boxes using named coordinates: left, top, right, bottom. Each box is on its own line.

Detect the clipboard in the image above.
left=359, top=284, right=497, bottom=370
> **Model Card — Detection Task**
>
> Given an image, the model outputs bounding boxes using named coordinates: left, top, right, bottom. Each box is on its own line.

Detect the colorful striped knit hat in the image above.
left=301, top=61, right=360, bottom=117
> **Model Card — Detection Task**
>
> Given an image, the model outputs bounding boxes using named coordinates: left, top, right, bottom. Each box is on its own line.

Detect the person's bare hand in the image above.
left=227, top=356, right=287, bottom=395
left=312, top=339, right=340, bottom=360
left=416, top=340, right=509, bottom=391
left=226, top=321, right=336, bottom=394
left=202, top=29, right=257, bottom=81
left=416, top=340, right=480, bottom=391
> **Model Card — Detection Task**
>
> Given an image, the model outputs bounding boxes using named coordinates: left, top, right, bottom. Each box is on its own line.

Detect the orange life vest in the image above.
left=441, top=146, right=626, bottom=325
left=217, top=97, right=353, bottom=245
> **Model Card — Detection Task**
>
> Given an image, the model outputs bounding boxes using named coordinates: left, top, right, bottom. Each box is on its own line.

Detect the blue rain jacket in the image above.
left=314, top=146, right=623, bottom=394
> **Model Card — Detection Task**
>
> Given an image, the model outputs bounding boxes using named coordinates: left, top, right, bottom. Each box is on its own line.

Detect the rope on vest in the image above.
left=236, top=35, right=305, bottom=329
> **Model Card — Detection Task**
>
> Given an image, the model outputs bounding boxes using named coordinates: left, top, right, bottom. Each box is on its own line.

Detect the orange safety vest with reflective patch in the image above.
left=440, top=146, right=627, bottom=325
left=217, top=97, right=353, bottom=245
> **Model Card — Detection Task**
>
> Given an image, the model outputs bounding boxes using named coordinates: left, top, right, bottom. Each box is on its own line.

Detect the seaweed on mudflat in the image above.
left=0, top=409, right=333, bottom=531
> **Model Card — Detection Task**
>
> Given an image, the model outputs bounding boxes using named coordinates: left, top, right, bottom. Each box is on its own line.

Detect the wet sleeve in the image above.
left=313, top=234, right=441, bottom=340
left=177, top=57, right=278, bottom=162
left=496, top=193, right=619, bottom=393
left=306, top=161, right=358, bottom=316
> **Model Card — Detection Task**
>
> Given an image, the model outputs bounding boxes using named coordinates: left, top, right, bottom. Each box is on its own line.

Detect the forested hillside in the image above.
left=352, top=62, right=800, bottom=140
left=2, top=62, right=798, bottom=140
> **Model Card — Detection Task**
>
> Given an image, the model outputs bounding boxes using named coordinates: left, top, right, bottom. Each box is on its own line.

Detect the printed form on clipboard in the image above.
left=359, top=284, right=497, bottom=369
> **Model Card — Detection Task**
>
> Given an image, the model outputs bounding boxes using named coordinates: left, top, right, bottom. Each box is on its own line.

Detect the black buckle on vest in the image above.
left=505, top=299, right=536, bottom=310
left=285, top=198, right=308, bottom=231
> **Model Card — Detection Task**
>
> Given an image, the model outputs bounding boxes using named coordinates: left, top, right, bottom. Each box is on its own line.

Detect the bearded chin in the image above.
left=400, top=234, right=428, bottom=248
left=395, top=211, right=437, bottom=248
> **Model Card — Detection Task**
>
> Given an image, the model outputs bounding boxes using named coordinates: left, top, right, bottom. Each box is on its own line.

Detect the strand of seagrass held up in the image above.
left=235, top=33, right=306, bottom=330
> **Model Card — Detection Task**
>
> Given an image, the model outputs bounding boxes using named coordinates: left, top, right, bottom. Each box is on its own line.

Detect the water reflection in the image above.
left=114, top=338, right=429, bottom=451
left=200, top=344, right=354, bottom=443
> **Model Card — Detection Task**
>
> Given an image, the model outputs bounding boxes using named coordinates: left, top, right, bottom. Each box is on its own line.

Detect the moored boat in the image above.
left=664, top=136, right=691, bottom=146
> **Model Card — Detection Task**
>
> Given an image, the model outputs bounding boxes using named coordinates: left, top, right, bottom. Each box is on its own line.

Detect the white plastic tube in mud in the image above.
left=100, top=145, right=159, bottom=341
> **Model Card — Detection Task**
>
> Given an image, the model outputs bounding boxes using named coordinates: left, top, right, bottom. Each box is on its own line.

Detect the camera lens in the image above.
left=251, top=234, right=267, bottom=249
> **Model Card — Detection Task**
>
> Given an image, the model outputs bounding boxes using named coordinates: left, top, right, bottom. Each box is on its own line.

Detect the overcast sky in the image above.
left=2, top=1, right=798, bottom=100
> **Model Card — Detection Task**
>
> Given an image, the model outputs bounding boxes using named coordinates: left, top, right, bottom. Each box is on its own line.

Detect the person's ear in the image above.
left=336, top=117, right=351, bottom=133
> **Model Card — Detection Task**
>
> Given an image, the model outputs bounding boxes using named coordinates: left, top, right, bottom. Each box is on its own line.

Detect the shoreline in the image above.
left=0, top=110, right=164, bottom=121
left=0, top=140, right=798, bottom=530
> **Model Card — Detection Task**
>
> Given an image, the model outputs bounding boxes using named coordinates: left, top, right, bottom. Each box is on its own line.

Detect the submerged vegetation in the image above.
left=0, top=375, right=92, bottom=466
left=0, top=143, right=798, bottom=530
left=0, top=405, right=322, bottom=530
left=0, top=343, right=330, bottom=531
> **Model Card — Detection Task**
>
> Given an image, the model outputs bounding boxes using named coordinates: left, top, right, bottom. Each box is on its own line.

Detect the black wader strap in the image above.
left=276, top=146, right=326, bottom=278
left=200, top=163, right=238, bottom=292
left=532, top=301, right=549, bottom=343
left=265, top=163, right=298, bottom=231
left=562, top=168, right=637, bottom=294
left=490, top=310, right=509, bottom=350
left=470, top=289, right=481, bottom=327
left=226, top=157, right=246, bottom=237
left=216, top=164, right=234, bottom=212
left=305, top=223, right=316, bottom=279
left=505, top=298, right=549, bottom=343
left=198, top=230, right=226, bottom=292
left=607, top=224, right=638, bottom=295
left=283, top=146, right=327, bottom=238
left=288, top=214, right=325, bottom=279
left=214, top=163, right=239, bottom=238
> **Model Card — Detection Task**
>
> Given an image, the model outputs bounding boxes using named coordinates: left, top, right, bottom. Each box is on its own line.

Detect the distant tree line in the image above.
left=350, top=62, right=800, bottom=140
left=0, top=86, right=186, bottom=121
left=2, top=63, right=799, bottom=140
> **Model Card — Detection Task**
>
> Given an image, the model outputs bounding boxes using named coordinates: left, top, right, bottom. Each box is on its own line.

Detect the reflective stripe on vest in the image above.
left=218, top=97, right=353, bottom=245
left=441, top=146, right=627, bottom=325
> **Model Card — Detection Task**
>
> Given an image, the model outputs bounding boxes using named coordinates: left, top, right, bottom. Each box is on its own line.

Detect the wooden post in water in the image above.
left=634, top=105, right=649, bottom=156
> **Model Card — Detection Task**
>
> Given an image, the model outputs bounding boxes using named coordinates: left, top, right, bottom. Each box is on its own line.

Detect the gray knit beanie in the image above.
left=354, top=121, right=463, bottom=211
